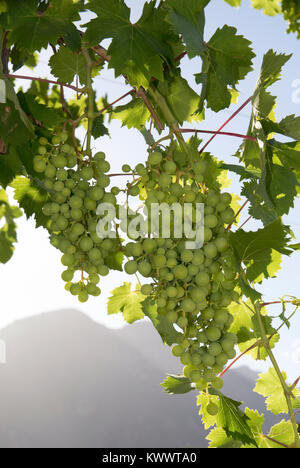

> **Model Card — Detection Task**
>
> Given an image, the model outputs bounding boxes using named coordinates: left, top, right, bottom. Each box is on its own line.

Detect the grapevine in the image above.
left=0, top=0, right=299, bottom=449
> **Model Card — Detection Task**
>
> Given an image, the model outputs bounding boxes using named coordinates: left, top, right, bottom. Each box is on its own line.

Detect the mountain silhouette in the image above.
left=0, top=309, right=279, bottom=448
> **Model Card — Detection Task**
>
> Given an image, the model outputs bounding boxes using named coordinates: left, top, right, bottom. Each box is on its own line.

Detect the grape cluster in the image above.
left=34, top=134, right=120, bottom=302
left=122, top=150, right=240, bottom=396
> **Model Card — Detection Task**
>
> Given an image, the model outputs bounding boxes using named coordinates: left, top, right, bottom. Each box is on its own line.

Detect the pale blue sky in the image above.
left=0, top=0, right=299, bottom=381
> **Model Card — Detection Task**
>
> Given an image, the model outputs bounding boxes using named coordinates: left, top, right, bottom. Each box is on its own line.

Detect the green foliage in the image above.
left=0, top=188, right=22, bottom=263
left=107, top=282, right=145, bottom=324
left=196, top=25, right=255, bottom=112
left=161, top=375, right=194, bottom=394
left=254, top=368, right=300, bottom=415
left=0, top=0, right=299, bottom=449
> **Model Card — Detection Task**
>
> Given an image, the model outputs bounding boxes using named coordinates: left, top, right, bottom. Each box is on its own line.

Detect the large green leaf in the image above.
left=111, top=98, right=150, bottom=130
left=230, top=219, right=291, bottom=286
left=251, top=0, right=281, bottom=16
left=85, top=0, right=176, bottom=88
left=161, top=375, right=194, bottom=394
left=166, top=0, right=209, bottom=57
left=158, top=74, right=200, bottom=124
left=10, top=176, right=50, bottom=229
left=5, top=0, right=82, bottom=52
left=254, top=367, right=300, bottom=415
left=195, top=25, right=254, bottom=112
left=107, top=282, right=145, bottom=324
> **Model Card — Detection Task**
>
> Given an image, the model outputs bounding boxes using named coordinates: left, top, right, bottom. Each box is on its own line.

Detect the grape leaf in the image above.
left=85, top=0, right=176, bottom=88
left=239, top=50, right=291, bottom=168
left=254, top=367, right=300, bottom=415
left=230, top=219, right=291, bottom=285
left=218, top=395, right=257, bottom=446
left=195, top=25, right=254, bottom=112
left=251, top=0, right=281, bottom=16
left=262, top=114, right=300, bottom=141
left=0, top=145, right=23, bottom=187
left=0, top=188, right=22, bottom=264
left=112, top=98, right=151, bottom=130
left=157, top=74, right=200, bottom=125
left=17, top=91, right=65, bottom=129
left=5, top=0, right=82, bottom=52
left=261, top=420, right=295, bottom=448
left=142, top=297, right=181, bottom=346
left=104, top=250, right=124, bottom=272
left=197, top=392, right=220, bottom=429
left=207, top=427, right=242, bottom=448
left=161, top=375, right=194, bottom=394
left=10, top=176, right=50, bottom=229
left=107, top=282, right=145, bottom=324
left=224, top=0, right=242, bottom=6
left=166, top=0, right=208, bottom=57
left=49, top=46, right=87, bottom=86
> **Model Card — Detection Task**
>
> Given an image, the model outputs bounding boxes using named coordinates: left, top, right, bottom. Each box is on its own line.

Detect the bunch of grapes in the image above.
left=33, top=133, right=121, bottom=303
left=121, top=149, right=241, bottom=408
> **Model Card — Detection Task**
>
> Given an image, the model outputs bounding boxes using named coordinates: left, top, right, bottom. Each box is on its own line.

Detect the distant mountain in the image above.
left=0, top=310, right=279, bottom=448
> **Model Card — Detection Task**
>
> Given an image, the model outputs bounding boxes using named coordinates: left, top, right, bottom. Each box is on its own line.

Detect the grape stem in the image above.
left=254, top=302, right=300, bottom=448
left=178, top=128, right=257, bottom=142
left=5, top=73, right=84, bottom=94
left=199, top=96, right=253, bottom=154
left=218, top=342, right=259, bottom=378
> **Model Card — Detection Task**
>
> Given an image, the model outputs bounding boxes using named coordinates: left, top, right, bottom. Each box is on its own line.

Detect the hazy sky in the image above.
left=0, top=0, right=299, bottom=380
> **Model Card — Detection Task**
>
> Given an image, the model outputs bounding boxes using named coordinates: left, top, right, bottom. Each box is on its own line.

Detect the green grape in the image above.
left=53, top=155, right=67, bottom=168
left=124, top=260, right=138, bottom=274
left=78, top=290, right=89, bottom=303
left=191, top=353, right=202, bottom=366
left=214, top=309, right=229, bottom=325
left=208, top=342, right=222, bottom=356
left=180, top=352, right=192, bottom=365
left=172, top=345, right=184, bottom=357
left=206, top=402, right=219, bottom=416
left=204, top=214, right=218, bottom=229
left=221, top=207, right=235, bottom=224
left=69, top=196, right=83, bottom=209
left=166, top=310, right=178, bottom=323
left=166, top=286, right=178, bottom=298
left=206, top=326, right=222, bottom=342
left=181, top=298, right=195, bottom=313
left=195, top=271, right=210, bottom=286
left=211, top=377, right=223, bottom=390
left=138, top=261, right=152, bottom=277
left=141, top=284, right=153, bottom=295
left=181, top=250, right=193, bottom=263
left=98, top=264, right=109, bottom=276
left=56, top=169, right=68, bottom=181
left=70, top=208, right=83, bottom=221
left=80, top=237, right=93, bottom=252
left=61, top=254, right=75, bottom=267
left=89, top=186, right=104, bottom=201
left=94, top=152, right=106, bottom=161
left=164, top=160, right=177, bottom=174
left=190, top=370, right=202, bottom=383
left=215, top=353, right=228, bottom=367
left=148, top=151, right=162, bottom=166
left=204, top=243, right=218, bottom=259
left=61, top=269, right=74, bottom=282
left=70, top=283, right=81, bottom=296
left=203, top=369, right=216, bottom=382
left=174, top=264, right=188, bottom=280
left=202, top=353, right=215, bottom=367
left=215, top=237, right=228, bottom=252
left=122, top=164, right=131, bottom=173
